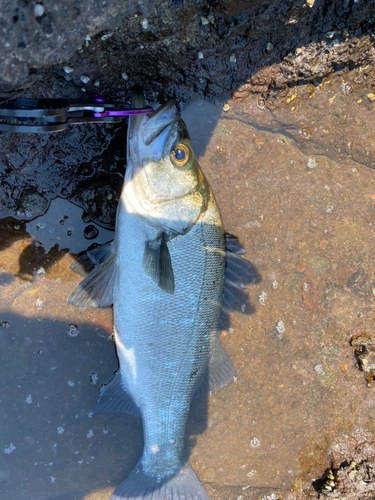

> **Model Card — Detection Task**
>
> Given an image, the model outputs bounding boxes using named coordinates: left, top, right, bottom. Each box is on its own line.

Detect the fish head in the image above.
left=124, top=87, right=209, bottom=237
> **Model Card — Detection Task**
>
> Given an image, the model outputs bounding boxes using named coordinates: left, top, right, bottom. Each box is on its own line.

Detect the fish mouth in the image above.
left=128, top=86, right=177, bottom=148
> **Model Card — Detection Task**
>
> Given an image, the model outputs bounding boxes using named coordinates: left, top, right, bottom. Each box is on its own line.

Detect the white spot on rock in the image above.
left=258, top=291, right=267, bottom=306
left=275, top=321, right=285, bottom=335
left=57, top=427, right=64, bottom=435
left=307, top=157, right=317, bottom=169
left=25, top=395, right=32, bottom=404
left=87, top=430, right=94, bottom=439
left=250, top=437, right=260, bottom=448
left=4, top=443, right=16, bottom=454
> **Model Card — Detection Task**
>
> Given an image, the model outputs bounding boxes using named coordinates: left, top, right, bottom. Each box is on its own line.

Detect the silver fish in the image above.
left=68, top=87, right=258, bottom=500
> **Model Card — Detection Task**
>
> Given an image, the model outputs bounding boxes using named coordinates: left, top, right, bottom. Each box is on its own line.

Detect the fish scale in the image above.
left=114, top=189, right=225, bottom=478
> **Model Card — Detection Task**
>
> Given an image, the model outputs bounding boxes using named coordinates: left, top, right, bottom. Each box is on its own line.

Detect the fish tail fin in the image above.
left=111, top=461, right=210, bottom=500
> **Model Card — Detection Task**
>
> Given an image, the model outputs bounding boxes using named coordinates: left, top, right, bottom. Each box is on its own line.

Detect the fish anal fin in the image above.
left=194, top=337, right=236, bottom=399
left=67, top=252, right=118, bottom=308
left=93, top=371, right=140, bottom=418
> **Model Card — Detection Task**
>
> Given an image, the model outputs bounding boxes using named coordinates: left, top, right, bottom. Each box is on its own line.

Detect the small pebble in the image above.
left=313, top=364, right=323, bottom=374
left=121, top=72, right=129, bottom=81
left=223, top=103, right=230, bottom=112
left=80, top=75, right=90, bottom=84
left=257, top=97, right=266, bottom=109
left=141, top=18, right=148, bottom=29
left=63, top=66, right=73, bottom=74
left=57, top=427, right=64, bottom=435
left=198, top=51, right=204, bottom=59
left=266, top=43, right=273, bottom=51
left=1, top=321, right=10, bottom=328
left=94, top=79, right=100, bottom=87
left=229, top=53, right=236, bottom=63
left=34, top=4, right=44, bottom=16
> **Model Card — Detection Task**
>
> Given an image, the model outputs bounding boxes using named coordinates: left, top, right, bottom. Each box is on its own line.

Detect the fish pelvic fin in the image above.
left=69, top=241, right=114, bottom=277
left=110, top=461, right=210, bottom=500
left=142, top=237, right=175, bottom=294
left=67, top=252, right=118, bottom=307
left=93, top=371, right=141, bottom=418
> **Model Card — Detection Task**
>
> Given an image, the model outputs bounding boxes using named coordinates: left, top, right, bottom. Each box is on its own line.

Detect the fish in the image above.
left=68, top=87, right=260, bottom=500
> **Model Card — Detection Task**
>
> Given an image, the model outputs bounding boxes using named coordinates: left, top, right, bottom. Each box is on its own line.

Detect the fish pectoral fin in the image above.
left=69, top=241, right=114, bottom=277
left=67, top=252, right=118, bottom=307
left=193, top=336, right=237, bottom=398
left=142, top=238, right=175, bottom=294
left=93, top=370, right=141, bottom=418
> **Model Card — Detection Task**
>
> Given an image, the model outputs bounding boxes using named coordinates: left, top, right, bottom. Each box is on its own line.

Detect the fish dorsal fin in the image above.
left=142, top=237, right=175, bottom=294
left=219, top=234, right=261, bottom=329
left=67, top=252, right=118, bottom=307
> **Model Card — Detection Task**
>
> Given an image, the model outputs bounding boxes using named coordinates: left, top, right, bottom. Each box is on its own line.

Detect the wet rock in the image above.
left=18, top=189, right=47, bottom=217
left=79, top=182, right=119, bottom=226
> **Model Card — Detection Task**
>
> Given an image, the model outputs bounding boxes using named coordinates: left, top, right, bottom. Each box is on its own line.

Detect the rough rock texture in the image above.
left=0, top=0, right=158, bottom=89
left=1, top=0, right=375, bottom=100
left=295, top=430, right=375, bottom=499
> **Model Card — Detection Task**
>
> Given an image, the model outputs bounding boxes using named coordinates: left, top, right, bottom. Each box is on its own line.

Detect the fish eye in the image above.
left=170, top=143, right=190, bottom=168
